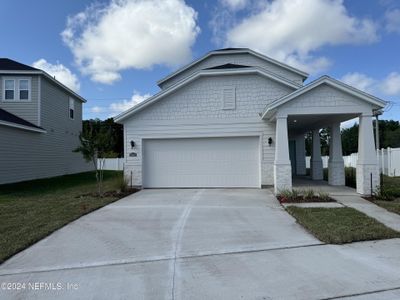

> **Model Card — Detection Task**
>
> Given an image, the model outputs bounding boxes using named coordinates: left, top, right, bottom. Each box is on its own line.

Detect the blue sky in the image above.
left=1, top=0, right=400, bottom=121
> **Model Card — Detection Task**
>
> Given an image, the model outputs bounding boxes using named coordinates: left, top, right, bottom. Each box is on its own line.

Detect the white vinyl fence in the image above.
left=306, top=147, right=400, bottom=177
left=97, top=158, right=124, bottom=171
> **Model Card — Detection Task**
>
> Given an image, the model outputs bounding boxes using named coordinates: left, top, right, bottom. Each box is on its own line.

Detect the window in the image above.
left=69, top=98, right=75, bottom=119
left=2, top=78, right=31, bottom=101
left=4, top=79, right=15, bottom=100
left=19, top=79, right=29, bottom=100
left=222, top=87, right=236, bottom=110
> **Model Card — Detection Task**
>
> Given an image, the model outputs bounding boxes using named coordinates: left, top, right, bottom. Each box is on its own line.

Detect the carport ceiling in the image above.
left=287, top=113, right=359, bottom=135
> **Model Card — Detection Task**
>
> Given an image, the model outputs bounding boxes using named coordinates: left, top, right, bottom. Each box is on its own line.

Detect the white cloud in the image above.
left=340, top=72, right=376, bottom=93
left=225, top=0, right=379, bottom=74
left=340, top=71, right=400, bottom=96
left=220, top=0, right=249, bottom=11
left=90, top=91, right=151, bottom=117
left=381, top=72, right=400, bottom=95
left=32, top=59, right=80, bottom=92
left=109, top=92, right=151, bottom=114
left=62, top=0, right=200, bottom=84
left=385, top=9, right=400, bottom=33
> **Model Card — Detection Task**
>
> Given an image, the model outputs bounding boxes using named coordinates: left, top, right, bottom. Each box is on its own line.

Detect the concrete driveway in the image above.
left=1, top=189, right=400, bottom=299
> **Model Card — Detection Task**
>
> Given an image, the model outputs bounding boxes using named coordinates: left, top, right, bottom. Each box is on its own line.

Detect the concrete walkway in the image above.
left=1, top=189, right=400, bottom=299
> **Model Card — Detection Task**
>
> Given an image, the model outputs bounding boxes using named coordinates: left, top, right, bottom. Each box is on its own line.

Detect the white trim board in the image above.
left=0, top=120, right=46, bottom=133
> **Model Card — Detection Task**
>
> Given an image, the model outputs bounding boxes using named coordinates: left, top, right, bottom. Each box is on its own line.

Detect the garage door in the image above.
left=143, top=136, right=260, bottom=188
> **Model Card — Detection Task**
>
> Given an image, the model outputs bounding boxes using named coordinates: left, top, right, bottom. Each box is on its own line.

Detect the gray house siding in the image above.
left=0, top=75, right=40, bottom=126
left=159, top=53, right=305, bottom=89
left=0, top=76, right=92, bottom=185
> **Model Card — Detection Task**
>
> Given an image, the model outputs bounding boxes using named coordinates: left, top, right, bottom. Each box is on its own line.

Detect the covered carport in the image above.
left=262, top=76, right=387, bottom=195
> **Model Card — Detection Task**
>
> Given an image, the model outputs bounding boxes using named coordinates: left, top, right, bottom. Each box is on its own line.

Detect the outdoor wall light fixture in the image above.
left=268, top=137, right=273, bottom=146
left=130, top=140, right=135, bottom=148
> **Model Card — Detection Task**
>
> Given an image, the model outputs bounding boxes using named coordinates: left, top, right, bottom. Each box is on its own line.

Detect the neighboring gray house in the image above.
left=0, top=58, right=91, bottom=184
left=115, top=48, right=386, bottom=195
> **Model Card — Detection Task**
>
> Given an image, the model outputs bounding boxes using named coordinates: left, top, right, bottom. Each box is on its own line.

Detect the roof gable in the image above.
left=157, top=48, right=308, bottom=88
left=115, top=66, right=300, bottom=123
left=262, top=76, right=387, bottom=119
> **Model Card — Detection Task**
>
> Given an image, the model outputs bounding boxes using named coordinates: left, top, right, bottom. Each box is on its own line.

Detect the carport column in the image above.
left=274, top=116, right=292, bottom=193
left=295, top=134, right=306, bottom=175
left=311, top=129, right=323, bottom=180
left=357, top=113, right=379, bottom=195
left=328, top=123, right=345, bottom=185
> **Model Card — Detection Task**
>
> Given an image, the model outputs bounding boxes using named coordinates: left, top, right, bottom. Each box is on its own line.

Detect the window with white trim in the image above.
left=4, top=79, right=15, bottom=100
left=69, top=98, right=75, bottom=120
left=19, top=79, right=29, bottom=100
left=2, top=78, right=31, bottom=101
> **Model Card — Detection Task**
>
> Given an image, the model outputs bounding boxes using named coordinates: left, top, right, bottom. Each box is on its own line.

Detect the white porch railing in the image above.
left=306, top=147, right=400, bottom=177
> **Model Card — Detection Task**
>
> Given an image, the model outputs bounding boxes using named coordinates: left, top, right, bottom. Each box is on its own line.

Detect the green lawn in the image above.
left=286, top=206, right=400, bottom=244
left=374, top=199, right=400, bottom=215
left=0, top=171, right=134, bottom=263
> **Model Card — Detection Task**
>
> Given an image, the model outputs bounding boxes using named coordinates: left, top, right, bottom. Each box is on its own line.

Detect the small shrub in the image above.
left=113, top=173, right=129, bottom=193
left=303, top=189, right=315, bottom=200
left=318, top=191, right=330, bottom=202
left=277, top=189, right=303, bottom=203
left=277, top=189, right=293, bottom=203
left=292, top=189, right=301, bottom=199
left=374, top=185, right=396, bottom=201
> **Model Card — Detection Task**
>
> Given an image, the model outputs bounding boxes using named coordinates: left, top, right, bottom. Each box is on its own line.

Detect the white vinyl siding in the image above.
left=123, top=74, right=293, bottom=186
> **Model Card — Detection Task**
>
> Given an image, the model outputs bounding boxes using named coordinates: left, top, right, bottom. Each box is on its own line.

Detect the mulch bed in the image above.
left=76, top=188, right=139, bottom=199
left=277, top=196, right=336, bottom=204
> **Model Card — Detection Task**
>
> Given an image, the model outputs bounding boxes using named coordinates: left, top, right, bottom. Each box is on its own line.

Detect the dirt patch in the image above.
left=278, top=196, right=336, bottom=204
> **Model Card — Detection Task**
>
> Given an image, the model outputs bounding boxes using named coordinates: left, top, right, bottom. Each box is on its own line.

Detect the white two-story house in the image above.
left=115, top=48, right=386, bottom=195
left=0, top=58, right=92, bottom=184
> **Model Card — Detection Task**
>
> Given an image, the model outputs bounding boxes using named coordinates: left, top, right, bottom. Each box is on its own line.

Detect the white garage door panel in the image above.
left=143, top=137, right=260, bottom=187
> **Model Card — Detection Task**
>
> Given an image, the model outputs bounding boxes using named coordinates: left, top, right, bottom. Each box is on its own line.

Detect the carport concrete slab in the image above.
left=0, top=189, right=318, bottom=275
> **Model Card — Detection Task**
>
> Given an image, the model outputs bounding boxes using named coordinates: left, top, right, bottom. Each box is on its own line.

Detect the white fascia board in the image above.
left=157, top=49, right=309, bottom=87
left=261, top=76, right=387, bottom=120
left=115, top=67, right=300, bottom=123
left=0, top=120, right=46, bottom=133
left=0, top=70, right=86, bottom=103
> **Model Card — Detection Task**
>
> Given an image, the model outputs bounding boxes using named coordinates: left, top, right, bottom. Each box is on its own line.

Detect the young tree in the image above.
left=74, top=120, right=117, bottom=196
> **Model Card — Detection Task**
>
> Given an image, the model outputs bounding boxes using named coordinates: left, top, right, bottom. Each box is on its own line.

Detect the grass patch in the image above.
left=373, top=199, right=400, bottom=215
left=0, top=171, right=137, bottom=263
left=286, top=206, right=400, bottom=244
